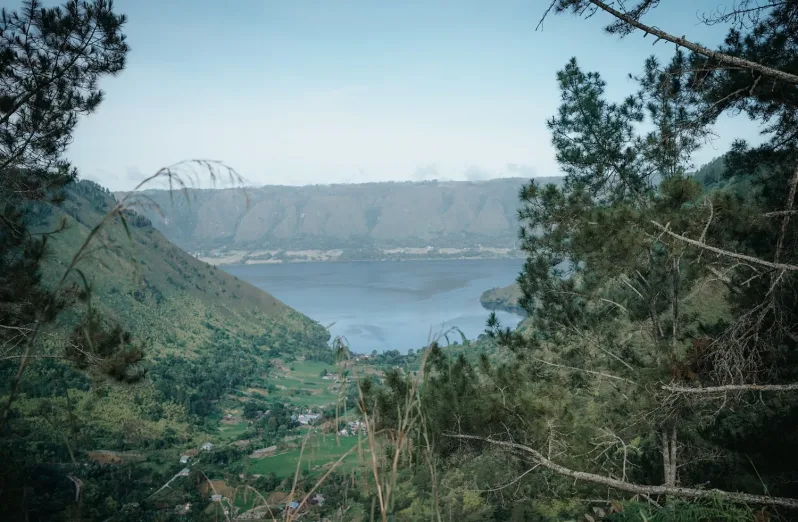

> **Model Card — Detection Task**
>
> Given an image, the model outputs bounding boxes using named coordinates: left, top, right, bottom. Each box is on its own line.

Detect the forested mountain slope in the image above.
left=37, top=179, right=331, bottom=357
left=116, top=177, right=563, bottom=252
left=1, top=178, right=337, bottom=518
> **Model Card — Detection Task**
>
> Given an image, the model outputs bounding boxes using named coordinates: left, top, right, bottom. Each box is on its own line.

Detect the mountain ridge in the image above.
left=116, top=177, right=565, bottom=255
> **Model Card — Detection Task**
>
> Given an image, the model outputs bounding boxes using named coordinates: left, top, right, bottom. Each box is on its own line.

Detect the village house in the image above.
left=178, top=468, right=190, bottom=477
left=201, top=442, right=214, bottom=451
left=211, top=494, right=222, bottom=502
left=297, top=413, right=321, bottom=425
left=173, top=502, right=191, bottom=515
left=179, top=455, right=190, bottom=464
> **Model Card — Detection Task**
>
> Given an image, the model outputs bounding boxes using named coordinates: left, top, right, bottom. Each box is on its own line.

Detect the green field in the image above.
left=255, top=359, right=372, bottom=409
left=218, top=421, right=250, bottom=440
left=263, top=360, right=339, bottom=408
left=248, top=434, right=366, bottom=477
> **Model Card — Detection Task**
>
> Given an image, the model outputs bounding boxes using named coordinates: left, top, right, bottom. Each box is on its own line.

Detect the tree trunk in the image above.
left=671, top=258, right=679, bottom=355
left=661, top=427, right=677, bottom=487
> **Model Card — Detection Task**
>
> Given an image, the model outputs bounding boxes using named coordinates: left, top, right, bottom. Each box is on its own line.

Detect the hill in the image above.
left=115, top=177, right=564, bottom=261
left=36, top=179, right=331, bottom=358
left=479, top=282, right=525, bottom=316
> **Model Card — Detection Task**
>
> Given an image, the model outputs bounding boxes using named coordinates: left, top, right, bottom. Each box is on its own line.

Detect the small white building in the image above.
left=179, top=468, right=190, bottom=477
left=347, top=421, right=367, bottom=434
left=211, top=494, right=222, bottom=502
left=339, top=428, right=349, bottom=436
left=297, top=413, right=321, bottom=425
left=180, top=455, right=190, bottom=464
left=201, top=442, right=214, bottom=451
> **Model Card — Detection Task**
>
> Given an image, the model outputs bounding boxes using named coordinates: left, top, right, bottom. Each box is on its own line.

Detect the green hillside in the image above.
left=4, top=178, right=334, bottom=454
left=38, top=179, right=330, bottom=358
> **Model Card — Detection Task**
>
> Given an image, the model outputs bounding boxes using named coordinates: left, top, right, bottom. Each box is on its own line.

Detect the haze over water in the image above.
left=224, top=258, right=523, bottom=353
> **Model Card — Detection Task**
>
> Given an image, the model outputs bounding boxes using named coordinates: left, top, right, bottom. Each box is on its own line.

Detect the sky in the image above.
left=59, top=0, right=765, bottom=191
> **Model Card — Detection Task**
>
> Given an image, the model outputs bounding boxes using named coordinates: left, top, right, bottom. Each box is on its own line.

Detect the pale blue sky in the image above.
left=61, top=0, right=763, bottom=190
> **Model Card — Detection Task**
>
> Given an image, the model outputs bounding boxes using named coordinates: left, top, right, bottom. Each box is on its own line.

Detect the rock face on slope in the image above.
left=117, top=177, right=564, bottom=253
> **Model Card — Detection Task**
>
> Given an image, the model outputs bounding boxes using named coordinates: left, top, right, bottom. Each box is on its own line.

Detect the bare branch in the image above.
left=764, top=210, right=798, bottom=218
left=774, top=164, right=798, bottom=265
left=586, top=0, right=798, bottom=85
left=705, top=266, right=744, bottom=295
left=446, top=433, right=798, bottom=509
left=527, top=356, right=636, bottom=385
left=651, top=221, right=798, bottom=272
left=536, top=0, right=559, bottom=30
left=663, top=383, right=798, bottom=393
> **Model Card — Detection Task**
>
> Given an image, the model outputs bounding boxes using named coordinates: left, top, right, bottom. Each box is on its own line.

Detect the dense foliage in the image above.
left=0, top=2, right=335, bottom=520
left=356, top=1, right=798, bottom=520
left=3, top=0, right=798, bottom=521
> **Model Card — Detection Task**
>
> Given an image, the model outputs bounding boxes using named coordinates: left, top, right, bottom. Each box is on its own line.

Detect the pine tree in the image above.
left=0, top=0, right=139, bottom=423
left=467, top=0, right=798, bottom=512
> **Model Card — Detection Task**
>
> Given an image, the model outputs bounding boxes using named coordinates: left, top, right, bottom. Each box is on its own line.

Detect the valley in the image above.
left=4, top=0, right=798, bottom=520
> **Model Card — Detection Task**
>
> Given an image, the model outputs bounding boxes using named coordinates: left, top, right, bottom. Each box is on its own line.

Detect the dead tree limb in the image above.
left=706, top=266, right=744, bottom=294
left=651, top=221, right=798, bottom=272
left=764, top=210, right=798, bottom=218
left=445, top=433, right=798, bottom=509
left=774, top=164, right=798, bottom=265
left=586, top=0, right=798, bottom=86
left=663, top=383, right=798, bottom=393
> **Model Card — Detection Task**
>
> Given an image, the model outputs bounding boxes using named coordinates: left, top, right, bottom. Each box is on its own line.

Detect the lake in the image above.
left=223, top=258, right=524, bottom=354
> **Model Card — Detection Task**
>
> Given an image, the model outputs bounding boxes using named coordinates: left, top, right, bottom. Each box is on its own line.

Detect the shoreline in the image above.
left=199, top=254, right=527, bottom=267
left=479, top=302, right=527, bottom=317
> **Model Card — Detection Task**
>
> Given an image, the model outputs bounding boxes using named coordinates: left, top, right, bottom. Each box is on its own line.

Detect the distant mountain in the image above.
left=116, top=177, right=564, bottom=254
left=37, top=179, right=331, bottom=358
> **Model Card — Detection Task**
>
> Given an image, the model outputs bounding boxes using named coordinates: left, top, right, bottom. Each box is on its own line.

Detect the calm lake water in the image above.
left=223, top=259, right=524, bottom=354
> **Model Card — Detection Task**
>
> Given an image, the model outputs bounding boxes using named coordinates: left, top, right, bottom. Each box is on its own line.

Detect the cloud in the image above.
left=464, top=165, right=492, bottom=182
left=82, top=169, right=119, bottom=186
left=125, top=166, right=146, bottom=183
left=505, top=163, right=537, bottom=178
left=413, top=163, right=439, bottom=181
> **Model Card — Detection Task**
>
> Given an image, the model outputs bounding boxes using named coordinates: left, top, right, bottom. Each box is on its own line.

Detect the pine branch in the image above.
left=586, top=0, right=798, bottom=86
left=445, top=433, right=798, bottom=509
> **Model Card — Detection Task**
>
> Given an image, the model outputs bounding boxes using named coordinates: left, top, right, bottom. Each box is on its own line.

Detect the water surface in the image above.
left=223, top=259, right=523, bottom=353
